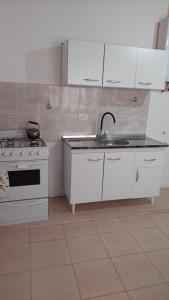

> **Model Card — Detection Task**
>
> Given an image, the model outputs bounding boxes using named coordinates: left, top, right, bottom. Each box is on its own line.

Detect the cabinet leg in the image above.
left=151, top=196, right=155, bottom=205
left=72, top=204, right=75, bottom=214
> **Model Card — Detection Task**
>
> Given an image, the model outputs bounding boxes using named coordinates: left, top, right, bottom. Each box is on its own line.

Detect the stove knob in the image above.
left=2, top=152, right=8, bottom=156
left=10, top=152, right=15, bottom=156
left=20, top=151, right=25, bottom=156
left=37, top=151, right=42, bottom=155
left=29, top=151, right=34, bottom=156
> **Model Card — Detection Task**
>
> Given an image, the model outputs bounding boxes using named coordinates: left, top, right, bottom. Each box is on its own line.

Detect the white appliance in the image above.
left=0, top=130, right=49, bottom=226
left=157, top=17, right=169, bottom=82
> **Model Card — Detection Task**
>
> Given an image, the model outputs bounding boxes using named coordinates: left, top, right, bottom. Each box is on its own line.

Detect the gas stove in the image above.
left=0, top=129, right=49, bottom=226
left=0, top=130, right=48, bottom=161
left=0, top=137, right=46, bottom=148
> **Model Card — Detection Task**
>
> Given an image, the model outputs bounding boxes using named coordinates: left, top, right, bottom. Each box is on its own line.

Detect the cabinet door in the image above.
left=102, top=152, right=135, bottom=201
left=103, top=45, right=138, bottom=88
left=135, top=48, right=168, bottom=90
left=132, top=167, right=161, bottom=198
left=71, top=153, right=104, bottom=203
left=146, top=92, right=169, bottom=187
left=67, top=40, right=104, bottom=86
left=146, top=91, right=169, bottom=143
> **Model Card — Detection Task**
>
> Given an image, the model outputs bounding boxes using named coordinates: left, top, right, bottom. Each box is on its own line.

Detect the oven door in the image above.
left=0, top=160, right=48, bottom=202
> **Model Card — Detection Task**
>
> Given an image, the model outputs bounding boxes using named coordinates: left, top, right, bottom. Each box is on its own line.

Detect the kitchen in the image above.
left=1, top=1, right=169, bottom=300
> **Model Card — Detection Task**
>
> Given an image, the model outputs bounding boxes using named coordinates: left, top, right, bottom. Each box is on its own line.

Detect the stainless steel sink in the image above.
left=98, top=139, right=130, bottom=146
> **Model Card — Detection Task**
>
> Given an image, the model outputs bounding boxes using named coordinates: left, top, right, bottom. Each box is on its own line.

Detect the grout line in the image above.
left=63, top=226, right=83, bottom=300
left=122, top=220, right=168, bottom=284
left=157, top=226, right=169, bottom=241
left=96, top=226, right=127, bottom=293
left=29, top=229, right=32, bottom=300
left=127, top=282, right=169, bottom=293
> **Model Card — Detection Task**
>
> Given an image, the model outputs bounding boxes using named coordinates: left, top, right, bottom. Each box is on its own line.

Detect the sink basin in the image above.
left=99, top=139, right=130, bottom=146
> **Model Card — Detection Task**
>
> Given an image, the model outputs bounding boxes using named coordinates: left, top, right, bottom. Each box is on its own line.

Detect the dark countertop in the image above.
left=64, top=136, right=168, bottom=150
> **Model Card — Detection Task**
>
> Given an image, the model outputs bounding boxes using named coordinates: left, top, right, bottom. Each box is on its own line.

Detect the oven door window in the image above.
left=8, top=170, right=40, bottom=187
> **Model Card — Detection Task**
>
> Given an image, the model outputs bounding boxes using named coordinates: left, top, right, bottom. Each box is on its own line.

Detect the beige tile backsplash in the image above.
left=0, top=83, right=150, bottom=141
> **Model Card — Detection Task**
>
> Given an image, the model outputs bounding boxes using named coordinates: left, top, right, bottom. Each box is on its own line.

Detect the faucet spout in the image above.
left=100, top=112, right=116, bottom=132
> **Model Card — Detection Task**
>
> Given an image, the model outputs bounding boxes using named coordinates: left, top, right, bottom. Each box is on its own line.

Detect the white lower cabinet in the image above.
left=64, top=144, right=165, bottom=212
left=102, top=152, right=135, bottom=200
left=132, top=151, right=164, bottom=198
left=71, top=153, right=104, bottom=204
left=132, top=167, right=161, bottom=198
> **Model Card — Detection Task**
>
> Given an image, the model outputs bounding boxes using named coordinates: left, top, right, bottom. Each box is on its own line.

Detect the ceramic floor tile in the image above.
left=63, top=221, right=96, bottom=237
left=129, top=284, right=169, bottom=300
left=0, top=244, right=30, bottom=275
left=67, top=234, right=108, bottom=263
left=100, top=231, right=142, bottom=257
left=31, top=265, right=81, bottom=300
left=131, top=227, right=169, bottom=251
left=113, top=253, right=164, bottom=290
left=93, top=218, right=126, bottom=234
left=91, top=208, right=118, bottom=220
left=30, top=225, right=64, bottom=242
left=61, top=211, right=91, bottom=223
left=147, top=249, right=169, bottom=281
left=148, top=213, right=169, bottom=226
left=121, top=215, right=154, bottom=229
left=0, top=272, right=30, bottom=300
left=31, top=239, right=70, bottom=270
left=89, top=292, right=130, bottom=300
left=114, top=206, right=144, bottom=217
left=0, top=229, right=29, bottom=246
left=158, top=226, right=169, bottom=239
left=74, top=259, right=124, bottom=299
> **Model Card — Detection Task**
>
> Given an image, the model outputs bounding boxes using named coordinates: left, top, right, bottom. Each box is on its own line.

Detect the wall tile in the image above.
left=61, top=86, right=80, bottom=113
left=39, top=85, right=61, bottom=114
left=0, top=83, right=18, bottom=113
left=17, top=83, right=40, bottom=113
left=19, top=114, right=40, bottom=129
left=59, top=113, right=80, bottom=137
left=0, top=83, right=150, bottom=141
left=0, top=115, right=19, bottom=130
left=40, top=114, right=60, bottom=141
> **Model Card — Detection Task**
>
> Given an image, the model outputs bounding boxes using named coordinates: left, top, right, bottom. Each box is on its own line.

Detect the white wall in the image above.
left=0, top=0, right=169, bottom=82
left=146, top=91, right=169, bottom=188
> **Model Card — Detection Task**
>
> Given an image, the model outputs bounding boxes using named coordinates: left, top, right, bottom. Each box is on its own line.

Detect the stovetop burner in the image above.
left=0, top=137, right=46, bottom=148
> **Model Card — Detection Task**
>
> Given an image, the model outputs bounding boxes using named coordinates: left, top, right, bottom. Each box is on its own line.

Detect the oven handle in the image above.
left=15, top=163, right=44, bottom=169
left=16, top=165, right=30, bottom=169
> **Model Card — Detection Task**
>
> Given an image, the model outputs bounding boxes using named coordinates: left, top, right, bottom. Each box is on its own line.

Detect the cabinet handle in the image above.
left=136, top=169, right=139, bottom=182
left=87, top=158, right=102, bottom=162
left=144, top=159, right=156, bottom=162
left=83, top=78, right=99, bottom=82
left=107, top=158, right=121, bottom=161
left=138, top=82, right=152, bottom=85
left=106, top=80, right=121, bottom=84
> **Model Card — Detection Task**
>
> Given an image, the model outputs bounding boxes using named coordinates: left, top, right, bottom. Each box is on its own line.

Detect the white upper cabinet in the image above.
left=62, top=40, right=168, bottom=90
left=62, top=40, right=104, bottom=86
left=135, top=48, right=168, bottom=90
left=103, top=45, right=138, bottom=88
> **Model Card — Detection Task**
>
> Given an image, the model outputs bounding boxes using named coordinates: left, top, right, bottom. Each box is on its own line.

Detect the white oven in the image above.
left=0, top=160, right=48, bottom=203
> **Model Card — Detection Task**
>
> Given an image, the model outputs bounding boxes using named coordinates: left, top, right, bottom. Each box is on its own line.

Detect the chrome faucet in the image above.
left=97, top=112, right=116, bottom=141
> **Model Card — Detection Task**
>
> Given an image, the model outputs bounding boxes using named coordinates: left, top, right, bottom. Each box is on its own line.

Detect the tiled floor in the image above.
left=1, top=189, right=169, bottom=299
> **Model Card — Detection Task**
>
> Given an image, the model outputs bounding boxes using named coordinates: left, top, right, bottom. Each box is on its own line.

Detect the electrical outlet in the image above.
left=78, top=113, right=89, bottom=121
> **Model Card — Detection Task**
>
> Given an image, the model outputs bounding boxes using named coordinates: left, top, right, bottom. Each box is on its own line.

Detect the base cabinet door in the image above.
left=102, top=152, right=135, bottom=200
left=132, top=167, right=161, bottom=198
left=71, top=153, right=104, bottom=203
